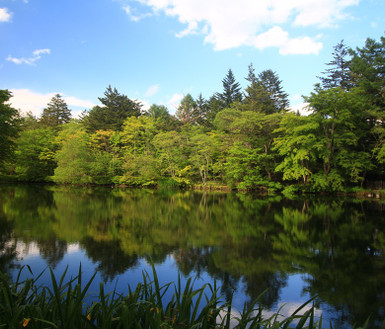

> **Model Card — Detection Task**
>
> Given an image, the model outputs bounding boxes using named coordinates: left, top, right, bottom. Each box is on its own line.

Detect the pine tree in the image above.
left=82, top=86, right=142, bottom=132
left=215, top=69, right=243, bottom=108
left=0, top=90, right=19, bottom=166
left=258, top=70, right=289, bottom=113
left=40, top=94, right=71, bottom=127
left=244, top=66, right=289, bottom=114
left=318, top=40, right=353, bottom=90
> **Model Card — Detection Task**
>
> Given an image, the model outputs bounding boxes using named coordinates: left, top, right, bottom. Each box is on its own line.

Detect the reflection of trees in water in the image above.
left=172, top=245, right=288, bottom=307
left=81, top=238, right=140, bottom=282
left=0, top=216, right=17, bottom=275
left=38, top=240, right=67, bottom=269
left=272, top=200, right=385, bottom=328
left=2, top=185, right=385, bottom=327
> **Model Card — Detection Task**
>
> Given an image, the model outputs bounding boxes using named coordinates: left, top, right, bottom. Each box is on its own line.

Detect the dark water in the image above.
left=0, top=184, right=384, bottom=327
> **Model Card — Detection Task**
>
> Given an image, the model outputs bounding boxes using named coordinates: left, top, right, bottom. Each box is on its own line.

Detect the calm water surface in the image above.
left=0, top=184, right=384, bottom=327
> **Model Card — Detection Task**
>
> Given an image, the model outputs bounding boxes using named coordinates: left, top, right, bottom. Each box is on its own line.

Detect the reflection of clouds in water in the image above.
left=12, top=240, right=80, bottom=259
left=218, top=302, right=322, bottom=328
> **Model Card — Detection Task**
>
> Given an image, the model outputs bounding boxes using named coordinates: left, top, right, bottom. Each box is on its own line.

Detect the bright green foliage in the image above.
left=40, top=94, right=71, bottom=127
left=53, top=126, right=114, bottom=184
left=190, top=132, right=222, bottom=184
left=305, top=87, right=371, bottom=187
left=224, top=142, right=263, bottom=189
left=274, top=114, right=319, bottom=185
left=120, top=116, right=157, bottom=155
left=14, top=128, right=57, bottom=181
left=153, top=131, right=186, bottom=179
left=82, top=86, right=142, bottom=132
left=53, top=132, right=94, bottom=184
left=0, top=90, right=19, bottom=168
left=118, top=116, right=159, bottom=186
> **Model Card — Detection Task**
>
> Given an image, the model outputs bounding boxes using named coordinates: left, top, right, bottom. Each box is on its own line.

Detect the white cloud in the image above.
left=122, top=4, right=152, bottom=21
left=0, top=8, right=12, bottom=22
left=130, top=0, right=359, bottom=53
left=289, top=102, right=312, bottom=116
left=167, top=93, right=183, bottom=114
left=145, top=84, right=160, bottom=97
left=7, top=48, right=51, bottom=65
left=279, top=36, right=323, bottom=55
left=9, top=89, right=96, bottom=117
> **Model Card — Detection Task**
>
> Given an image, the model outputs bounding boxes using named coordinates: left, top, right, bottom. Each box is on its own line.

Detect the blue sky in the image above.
left=0, top=0, right=384, bottom=116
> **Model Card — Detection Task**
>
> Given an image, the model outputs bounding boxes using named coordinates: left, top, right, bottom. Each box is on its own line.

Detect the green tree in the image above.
left=318, top=40, right=353, bottom=90
left=176, top=94, right=199, bottom=125
left=82, top=86, right=142, bottom=132
left=190, top=132, right=221, bottom=184
left=0, top=90, right=19, bottom=168
left=40, top=94, right=71, bottom=127
left=273, top=113, right=320, bottom=186
left=153, top=131, right=186, bottom=179
left=244, top=67, right=289, bottom=114
left=14, top=128, right=57, bottom=181
left=258, top=69, right=289, bottom=113
left=53, top=131, right=94, bottom=184
left=215, top=69, right=243, bottom=108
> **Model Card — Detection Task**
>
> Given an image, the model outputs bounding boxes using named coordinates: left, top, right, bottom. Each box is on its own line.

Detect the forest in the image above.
left=1, top=34, right=385, bottom=194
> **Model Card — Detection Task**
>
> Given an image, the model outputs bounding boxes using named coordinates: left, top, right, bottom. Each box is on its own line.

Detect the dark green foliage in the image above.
left=244, top=66, right=289, bottom=114
left=216, top=69, right=243, bottom=108
left=318, top=40, right=353, bottom=90
left=40, top=94, right=72, bottom=127
left=82, top=86, right=142, bottom=132
left=0, top=90, right=19, bottom=168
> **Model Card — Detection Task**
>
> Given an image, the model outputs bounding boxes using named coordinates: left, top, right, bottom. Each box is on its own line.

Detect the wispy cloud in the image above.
left=122, top=5, right=152, bottom=22
left=145, top=84, right=160, bottom=97
left=7, top=48, right=51, bottom=65
left=0, top=8, right=12, bottom=22
left=129, top=0, right=359, bottom=54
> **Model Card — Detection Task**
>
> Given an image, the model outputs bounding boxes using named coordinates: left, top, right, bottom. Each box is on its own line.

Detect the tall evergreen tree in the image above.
left=318, top=40, right=353, bottom=90
left=40, top=94, right=71, bottom=127
left=82, top=86, right=142, bottom=132
left=195, top=93, right=210, bottom=126
left=258, top=69, right=289, bottom=113
left=244, top=66, right=288, bottom=114
left=0, top=90, right=19, bottom=166
left=349, top=35, right=385, bottom=111
left=215, top=69, right=243, bottom=108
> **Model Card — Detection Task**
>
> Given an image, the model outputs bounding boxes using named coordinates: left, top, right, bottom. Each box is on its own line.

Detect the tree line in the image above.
left=1, top=34, right=384, bottom=193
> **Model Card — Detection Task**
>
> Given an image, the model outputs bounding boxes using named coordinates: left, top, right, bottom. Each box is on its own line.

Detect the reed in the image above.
left=0, top=264, right=381, bottom=329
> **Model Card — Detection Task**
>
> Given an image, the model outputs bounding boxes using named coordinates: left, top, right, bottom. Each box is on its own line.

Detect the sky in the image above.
left=0, top=0, right=384, bottom=117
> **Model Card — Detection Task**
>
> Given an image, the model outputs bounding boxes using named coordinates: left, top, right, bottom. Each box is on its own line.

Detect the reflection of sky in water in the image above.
left=10, top=243, right=333, bottom=326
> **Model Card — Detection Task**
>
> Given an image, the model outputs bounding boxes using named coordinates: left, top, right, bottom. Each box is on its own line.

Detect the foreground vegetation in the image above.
left=1, top=265, right=382, bottom=329
left=1, top=34, right=385, bottom=193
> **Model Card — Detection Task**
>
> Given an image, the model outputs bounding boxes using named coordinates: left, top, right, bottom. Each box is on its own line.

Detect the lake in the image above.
left=0, top=184, right=384, bottom=327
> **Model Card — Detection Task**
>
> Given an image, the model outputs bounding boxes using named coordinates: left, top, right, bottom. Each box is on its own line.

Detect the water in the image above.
left=0, top=184, right=384, bottom=327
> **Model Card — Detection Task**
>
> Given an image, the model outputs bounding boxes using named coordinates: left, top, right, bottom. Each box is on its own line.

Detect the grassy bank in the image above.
left=1, top=265, right=382, bottom=329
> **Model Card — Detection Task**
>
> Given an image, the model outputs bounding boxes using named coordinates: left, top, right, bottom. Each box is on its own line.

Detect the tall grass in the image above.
left=0, top=264, right=382, bottom=328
